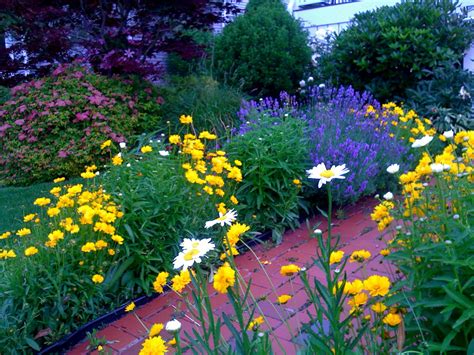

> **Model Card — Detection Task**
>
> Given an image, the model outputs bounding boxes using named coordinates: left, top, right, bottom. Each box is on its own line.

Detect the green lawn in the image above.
left=0, top=181, right=57, bottom=232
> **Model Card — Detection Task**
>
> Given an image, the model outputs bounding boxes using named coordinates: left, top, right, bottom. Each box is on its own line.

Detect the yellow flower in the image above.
left=383, top=313, right=402, bottom=327
left=0, top=249, right=16, bottom=259
left=125, top=302, right=136, bottom=312
left=230, top=195, right=239, bottom=204
left=380, top=249, right=390, bottom=256
left=24, top=246, right=39, bottom=256
left=293, top=179, right=301, bottom=185
left=53, top=177, right=65, bottom=183
left=171, top=269, right=191, bottom=293
left=329, top=250, right=344, bottom=265
left=50, top=186, right=62, bottom=196
left=139, top=336, right=167, bottom=355
left=227, top=166, right=242, bottom=182
left=277, top=294, right=292, bottom=304
left=215, top=188, right=225, bottom=197
left=203, top=186, right=214, bottom=195
left=213, top=262, right=235, bottom=294
left=112, top=234, right=124, bottom=245
left=169, top=135, right=181, bottom=144
left=81, top=171, right=96, bottom=179
left=280, top=264, right=301, bottom=276
left=220, top=246, right=239, bottom=260
left=344, top=279, right=364, bottom=295
left=112, top=154, right=123, bottom=166
left=248, top=316, right=264, bottom=330
left=0, top=231, right=11, bottom=240
left=23, top=213, right=36, bottom=222
left=234, top=160, right=242, bottom=166
left=108, top=249, right=115, bottom=256
left=167, top=338, right=176, bottom=346
left=153, top=272, right=169, bottom=294
left=47, top=207, right=61, bottom=217
left=199, top=131, right=217, bottom=140
left=371, top=302, right=387, bottom=313
left=141, top=145, right=153, bottom=153
left=101, top=140, right=112, bottom=150
left=34, top=197, right=51, bottom=206
left=81, top=242, right=97, bottom=253
left=363, top=275, right=391, bottom=297
left=347, top=292, right=368, bottom=307
left=349, top=250, right=371, bottom=263
left=95, top=240, right=108, bottom=250
left=217, top=202, right=227, bottom=215
left=226, top=223, right=250, bottom=247
left=92, top=274, right=104, bottom=284
left=16, top=228, right=32, bottom=237
left=179, top=114, right=193, bottom=124
left=149, top=323, right=164, bottom=337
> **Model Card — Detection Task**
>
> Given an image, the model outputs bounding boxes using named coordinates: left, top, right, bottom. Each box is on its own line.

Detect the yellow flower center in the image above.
left=320, top=170, right=335, bottom=178
left=184, top=248, right=199, bottom=261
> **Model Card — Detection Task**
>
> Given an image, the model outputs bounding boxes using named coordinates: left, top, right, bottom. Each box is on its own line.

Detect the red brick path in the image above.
left=68, top=198, right=395, bottom=354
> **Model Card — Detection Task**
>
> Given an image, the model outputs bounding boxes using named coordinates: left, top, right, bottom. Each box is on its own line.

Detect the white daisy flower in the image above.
left=412, top=135, right=433, bottom=148
left=180, top=238, right=215, bottom=255
left=166, top=319, right=182, bottom=332
left=307, top=163, right=350, bottom=188
left=119, top=142, right=127, bottom=149
left=205, top=209, right=237, bottom=229
left=383, top=192, right=393, bottom=200
left=430, top=163, right=444, bottom=173
left=173, top=238, right=215, bottom=270
left=443, top=130, right=454, bottom=139
left=386, top=164, right=400, bottom=174
left=159, top=150, right=169, bottom=156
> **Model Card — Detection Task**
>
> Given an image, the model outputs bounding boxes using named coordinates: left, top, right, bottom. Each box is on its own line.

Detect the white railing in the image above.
left=294, top=0, right=357, bottom=9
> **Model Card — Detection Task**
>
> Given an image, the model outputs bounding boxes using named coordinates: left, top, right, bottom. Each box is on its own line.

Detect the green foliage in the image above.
left=0, top=66, right=163, bottom=186
left=227, top=115, right=310, bottom=243
left=161, top=75, right=245, bottom=136
left=0, top=85, right=10, bottom=104
left=214, top=0, right=312, bottom=97
left=406, top=61, right=474, bottom=131
left=321, top=0, right=474, bottom=101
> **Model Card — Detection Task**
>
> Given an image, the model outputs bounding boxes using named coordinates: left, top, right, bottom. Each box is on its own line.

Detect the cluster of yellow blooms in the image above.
left=0, top=165, right=125, bottom=283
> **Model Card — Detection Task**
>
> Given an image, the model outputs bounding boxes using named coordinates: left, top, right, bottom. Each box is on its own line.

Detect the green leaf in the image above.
left=25, top=338, right=40, bottom=351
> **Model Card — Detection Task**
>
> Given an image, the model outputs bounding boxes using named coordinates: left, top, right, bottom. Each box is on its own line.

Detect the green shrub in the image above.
left=161, top=75, right=245, bottom=136
left=406, top=61, right=474, bottom=131
left=0, top=65, right=162, bottom=186
left=214, top=0, right=312, bottom=97
left=227, top=113, right=310, bottom=243
left=321, top=0, right=474, bottom=101
left=0, top=85, right=10, bottom=104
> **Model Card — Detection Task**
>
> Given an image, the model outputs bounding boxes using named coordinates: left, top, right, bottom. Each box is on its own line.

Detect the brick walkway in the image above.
left=68, top=198, right=394, bottom=354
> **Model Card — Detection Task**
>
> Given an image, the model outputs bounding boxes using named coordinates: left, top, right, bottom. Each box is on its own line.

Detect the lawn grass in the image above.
left=0, top=181, right=59, bottom=232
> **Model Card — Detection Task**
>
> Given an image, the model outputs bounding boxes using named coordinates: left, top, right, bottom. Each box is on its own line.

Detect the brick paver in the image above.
left=67, top=198, right=394, bottom=354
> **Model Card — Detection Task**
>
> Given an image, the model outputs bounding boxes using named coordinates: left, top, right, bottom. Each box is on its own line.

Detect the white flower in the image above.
left=430, top=163, right=444, bottom=173
left=453, top=214, right=460, bottom=220
left=443, top=164, right=451, bottom=171
left=119, top=142, right=127, bottom=149
left=307, top=163, right=350, bottom=188
left=318, top=83, right=325, bottom=89
left=308, top=76, right=314, bottom=82
left=314, top=229, right=322, bottom=235
left=386, top=164, right=400, bottom=174
left=95, top=171, right=100, bottom=176
left=205, top=209, right=237, bottom=229
left=383, top=192, right=393, bottom=200
left=445, top=240, right=453, bottom=245
left=374, top=194, right=380, bottom=199
left=173, top=238, right=214, bottom=270
left=443, top=130, right=454, bottom=139
left=166, top=319, right=182, bottom=332
left=126, top=163, right=131, bottom=167
left=299, top=80, right=306, bottom=88
left=159, top=150, right=169, bottom=156
left=459, top=86, right=470, bottom=100
left=412, top=135, right=433, bottom=148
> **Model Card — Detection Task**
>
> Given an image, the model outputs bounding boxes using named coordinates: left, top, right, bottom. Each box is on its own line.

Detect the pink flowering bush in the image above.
left=0, top=65, right=163, bottom=185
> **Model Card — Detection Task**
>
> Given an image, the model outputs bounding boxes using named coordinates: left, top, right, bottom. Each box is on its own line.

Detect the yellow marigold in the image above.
left=125, top=302, right=136, bottom=312
left=141, top=145, right=153, bottom=153
left=227, top=167, right=242, bottom=182
left=380, top=249, right=390, bottom=256
left=185, top=169, right=200, bottom=184
left=81, top=242, right=97, bottom=253
left=67, top=184, right=83, bottom=195
left=179, top=114, right=193, bottom=124
left=23, top=213, right=36, bottom=222
left=81, top=171, right=96, bottom=179
left=169, top=134, right=181, bottom=144
left=167, top=338, right=176, bottom=346
left=112, top=234, right=124, bottom=245
left=347, top=292, right=368, bottom=307
left=92, top=274, right=104, bottom=284
left=34, top=197, right=51, bottom=206
left=226, top=222, right=250, bottom=247
left=205, top=175, right=224, bottom=187
left=95, top=240, right=108, bottom=250
left=349, top=250, right=371, bottom=263
left=112, top=154, right=123, bottom=166
left=230, top=195, right=239, bottom=204
left=139, top=336, right=167, bottom=355
left=293, top=179, right=301, bottom=185
left=213, top=262, right=235, bottom=294
left=217, top=202, right=226, bottom=215
left=248, top=316, right=264, bottom=331
left=203, top=186, right=214, bottom=195
left=371, top=302, right=387, bottom=313
left=16, top=228, right=31, bottom=237
left=149, top=323, right=164, bottom=337
left=53, top=177, right=65, bottom=183
left=101, top=140, right=112, bottom=150
left=363, top=275, right=391, bottom=297
left=220, top=246, right=239, bottom=260
left=277, top=294, right=292, bottom=304
left=0, top=231, right=11, bottom=240
left=24, top=246, right=39, bottom=256
left=171, top=269, right=191, bottom=293
left=47, top=207, right=61, bottom=217
left=215, top=188, right=225, bottom=197
left=108, top=249, right=115, bottom=256
left=345, top=279, right=364, bottom=295
left=329, top=250, right=344, bottom=265
left=234, top=160, right=242, bottom=166
left=199, top=131, right=217, bottom=140
left=0, top=249, right=16, bottom=259
left=153, top=272, right=169, bottom=293
left=280, top=264, right=301, bottom=276
left=50, top=187, right=62, bottom=196
left=94, top=222, right=115, bottom=235
left=383, top=313, right=402, bottom=327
